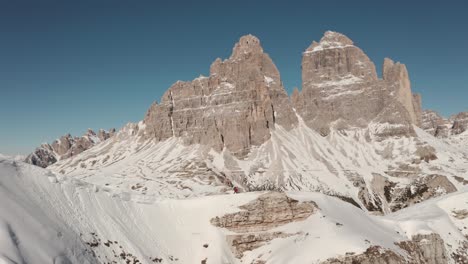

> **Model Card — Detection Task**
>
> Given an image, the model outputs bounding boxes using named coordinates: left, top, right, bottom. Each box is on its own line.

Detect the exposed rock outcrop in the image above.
left=294, top=31, right=419, bottom=137
left=382, top=58, right=421, bottom=126
left=25, top=128, right=115, bottom=168
left=421, top=110, right=451, bottom=137
left=323, top=234, right=448, bottom=264
left=397, top=234, right=448, bottom=264
left=211, top=192, right=317, bottom=257
left=421, top=110, right=468, bottom=137
left=357, top=174, right=456, bottom=214
left=211, top=192, right=316, bottom=232
left=412, top=94, right=423, bottom=127
left=142, top=35, right=297, bottom=157
left=388, top=174, right=456, bottom=212
left=451, top=112, right=468, bottom=135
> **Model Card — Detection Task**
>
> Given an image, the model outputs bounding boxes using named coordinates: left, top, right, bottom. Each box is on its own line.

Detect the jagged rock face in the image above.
left=382, top=58, right=420, bottom=126
left=421, top=110, right=451, bottom=137
left=24, top=144, right=57, bottom=168
left=25, top=128, right=115, bottom=168
left=412, top=93, right=423, bottom=127
left=357, top=173, right=457, bottom=214
left=421, top=110, right=468, bottom=137
left=323, top=234, right=448, bottom=264
left=388, top=175, right=455, bottom=212
left=302, top=31, right=378, bottom=83
left=142, top=35, right=297, bottom=157
left=397, top=234, right=449, bottom=264
left=211, top=192, right=316, bottom=257
left=211, top=192, right=316, bottom=233
left=294, top=31, right=419, bottom=136
left=296, top=31, right=382, bottom=135
left=451, top=112, right=468, bottom=135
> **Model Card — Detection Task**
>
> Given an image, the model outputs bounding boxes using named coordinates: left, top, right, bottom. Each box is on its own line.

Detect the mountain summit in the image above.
left=16, top=31, right=468, bottom=264
left=294, top=31, right=421, bottom=136
left=141, top=34, right=297, bottom=157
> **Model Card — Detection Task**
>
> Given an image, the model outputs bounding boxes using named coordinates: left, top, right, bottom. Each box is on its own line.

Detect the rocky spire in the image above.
left=294, top=31, right=418, bottom=136
left=142, top=35, right=297, bottom=157
left=382, top=58, right=420, bottom=125
left=230, top=34, right=264, bottom=59
left=302, top=31, right=378, bottom=84
left=412, top=93, right=423, bottom=126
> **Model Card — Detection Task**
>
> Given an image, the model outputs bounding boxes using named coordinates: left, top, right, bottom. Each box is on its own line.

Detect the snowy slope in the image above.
left=49, top=115, right=468, bottom=214
left=0, top=156, right=467, bottom=263
left=0, top=159, right=96, bottom=264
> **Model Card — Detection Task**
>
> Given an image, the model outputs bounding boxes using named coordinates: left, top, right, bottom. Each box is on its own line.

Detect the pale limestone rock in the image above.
left=142, top=35, right=297, bottom=157
left=323, top=233, right=448, bottom=264
left=421, top=110, right=451, bottom=137
left=397, top=234, right=449, bottom=264
left=412, top=93, right=423, bottom=127
left=211, top=192, right=316, bottom=258
left=25, top=129, right=115, bottom=168
left=211, top=192, right=316, bottom=233
left=302, top=31, right=378, bottom=83
left=295, top=31, right=417, bottom=137
left=382, top=58, right=419, bottom=125
left=451, top=112, right=468, bottom=135
left=421, top=110, right=468, bottom=137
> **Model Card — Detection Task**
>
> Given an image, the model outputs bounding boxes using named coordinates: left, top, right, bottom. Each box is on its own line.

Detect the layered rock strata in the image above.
left=25, top=128, right=115, bottom=168
left=293, top=31, right=422, bottom=137
left=142, top=35, right=297, bottom=157
left=211, top=192, right=317, bottom=257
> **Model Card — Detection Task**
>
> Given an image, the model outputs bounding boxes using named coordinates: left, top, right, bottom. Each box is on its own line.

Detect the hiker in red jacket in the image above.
left=233, top=186, right=239, bottom=194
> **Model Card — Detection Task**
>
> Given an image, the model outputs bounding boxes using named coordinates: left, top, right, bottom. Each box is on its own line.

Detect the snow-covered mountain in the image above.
left=25, top=128, right=115, bottom=168
left=422, top=110, right=468, bottom=138
left=3, top=31, right=468, bottom=263
left=49, top=31, right=468, bottom=215
left=1, top=157, right=467, bottom=263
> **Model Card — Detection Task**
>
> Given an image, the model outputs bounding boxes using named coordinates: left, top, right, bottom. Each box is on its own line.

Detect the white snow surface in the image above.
left=0, top=156, right=466, bottom=263
left=47, top=117, right=468, bottom=213
left=3, top=110, right=468, bottom=263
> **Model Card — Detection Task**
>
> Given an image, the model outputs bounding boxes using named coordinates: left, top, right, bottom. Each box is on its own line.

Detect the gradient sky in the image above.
left=1, top=0, right=467, bottom=155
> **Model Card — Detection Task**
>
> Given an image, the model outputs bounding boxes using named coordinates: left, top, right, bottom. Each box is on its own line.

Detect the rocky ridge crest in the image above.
left=25, top=128, right=115, bottom=168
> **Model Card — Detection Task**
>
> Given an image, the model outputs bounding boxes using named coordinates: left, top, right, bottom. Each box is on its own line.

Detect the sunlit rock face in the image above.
left=294, top=31, right=420, bottom=137
left=142, top=35, right=297, bottom=157
left=421, top=110, right=468, bottom=137
left=25, top=129, right=115, bottom=168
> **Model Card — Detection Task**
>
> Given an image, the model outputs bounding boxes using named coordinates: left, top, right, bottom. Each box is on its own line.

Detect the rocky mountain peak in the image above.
left=303, top=31, right=377, bottom=83
left=305, top=31, right=354, bottom=53
left=230, top=34, right=263, bottom=59
left=294, top=31, right=421, bottom=136
left=142, top=34, right=297, bottom=157
left=451, top=112, right=468, bottom=135
left=382, top=57, right=421, bottom=125
left=382, top=58, right=409, bottom=83
left=25, top=128, right=115, bottom=168
left=320, top=30, right=353, bottom=45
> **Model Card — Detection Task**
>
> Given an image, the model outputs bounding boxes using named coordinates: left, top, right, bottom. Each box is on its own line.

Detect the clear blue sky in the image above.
left=1, top=0, right=467, bottom=155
